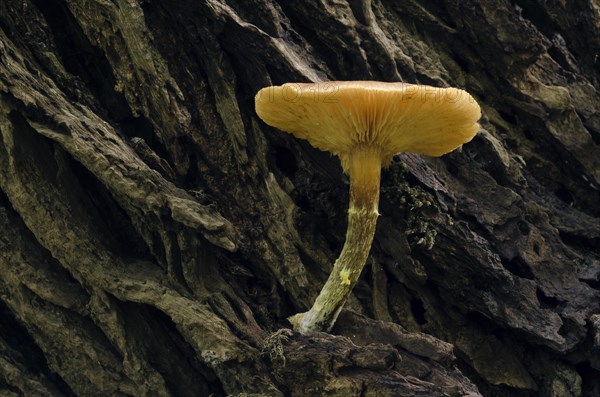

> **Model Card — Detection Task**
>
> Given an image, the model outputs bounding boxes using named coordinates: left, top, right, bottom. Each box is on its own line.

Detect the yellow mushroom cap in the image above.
left=255, top=81, right=481, bottom=171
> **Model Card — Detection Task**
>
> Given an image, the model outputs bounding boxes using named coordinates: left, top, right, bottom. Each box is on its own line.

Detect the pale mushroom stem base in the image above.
left=291, top=146, right=381, bottom=334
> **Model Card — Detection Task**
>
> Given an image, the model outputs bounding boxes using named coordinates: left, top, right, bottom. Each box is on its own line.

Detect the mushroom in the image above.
left=255, top=81, right=481, bottom=334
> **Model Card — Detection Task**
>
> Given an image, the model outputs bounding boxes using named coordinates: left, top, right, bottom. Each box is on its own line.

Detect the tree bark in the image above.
left=0, top=1, right=599, bottom=396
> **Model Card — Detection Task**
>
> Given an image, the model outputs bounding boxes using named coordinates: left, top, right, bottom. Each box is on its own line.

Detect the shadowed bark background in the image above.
left=0, top=0, right=599, bottom=396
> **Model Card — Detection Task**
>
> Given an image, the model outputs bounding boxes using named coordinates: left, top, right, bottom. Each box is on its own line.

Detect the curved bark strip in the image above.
left=0, top=0, right=599, bottom=396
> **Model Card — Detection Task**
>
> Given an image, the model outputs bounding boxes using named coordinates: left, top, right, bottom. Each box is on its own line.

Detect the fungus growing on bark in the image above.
left=255, top=81, right=481, bottom=334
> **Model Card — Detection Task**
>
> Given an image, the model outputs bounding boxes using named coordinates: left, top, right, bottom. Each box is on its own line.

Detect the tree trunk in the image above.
left=0, top=0, right=599, bottom=396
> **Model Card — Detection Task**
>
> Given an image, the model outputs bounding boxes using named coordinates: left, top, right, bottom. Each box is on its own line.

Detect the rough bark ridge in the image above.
left=0, top=0, right=599, bottom=396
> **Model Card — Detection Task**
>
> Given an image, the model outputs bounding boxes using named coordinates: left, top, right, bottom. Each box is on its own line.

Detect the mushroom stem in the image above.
left=297, top=145, right=381, bottom=333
